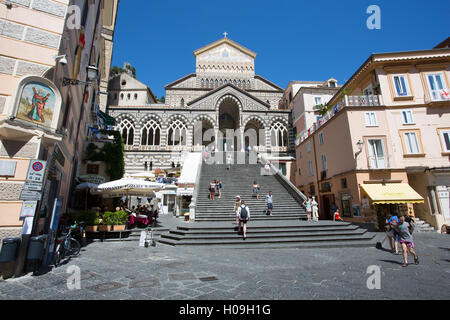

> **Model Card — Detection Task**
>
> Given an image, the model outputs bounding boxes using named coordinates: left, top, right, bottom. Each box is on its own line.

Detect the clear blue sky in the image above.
left=111, top=0, right=450, bottom=99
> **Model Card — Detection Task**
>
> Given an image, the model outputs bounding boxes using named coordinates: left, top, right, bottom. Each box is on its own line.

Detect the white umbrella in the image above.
left=128, top=172, right=156, bottom=179
left=96, top=178, right=165, bottom=201
left=75, top=182, right=98, bottom=191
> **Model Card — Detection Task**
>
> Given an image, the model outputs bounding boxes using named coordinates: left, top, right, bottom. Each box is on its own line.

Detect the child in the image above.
left=394, top=214, right=419, bottom=267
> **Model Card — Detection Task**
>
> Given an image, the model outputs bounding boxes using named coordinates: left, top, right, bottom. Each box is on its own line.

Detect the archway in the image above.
left=244, top=118, right=265, bottom=151
left=218, top=96, right=240, bottom=152
left=193, top=118, right=215, bottom=148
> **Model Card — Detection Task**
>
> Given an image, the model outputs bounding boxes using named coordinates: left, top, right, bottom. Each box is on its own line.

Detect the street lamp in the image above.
left=62, top=65, right=99, bottom=86
left=355, top=140, right=364, bottom=158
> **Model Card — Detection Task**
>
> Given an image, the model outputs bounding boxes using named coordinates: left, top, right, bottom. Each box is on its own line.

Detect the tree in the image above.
left=110, top=64, right=137, bottom=79
left=157, top=96, right=166, bottom=103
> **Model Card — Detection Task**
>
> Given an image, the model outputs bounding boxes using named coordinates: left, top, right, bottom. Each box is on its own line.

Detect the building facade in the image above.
left=108, top=37, right=293, bottom=173
left=0, top=0, right=119, bottom=241
left=294, top=44, right=450, bottom=231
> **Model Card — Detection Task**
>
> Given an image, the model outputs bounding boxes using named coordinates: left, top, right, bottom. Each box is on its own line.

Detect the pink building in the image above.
left=294, top=42, right=450, bottom=231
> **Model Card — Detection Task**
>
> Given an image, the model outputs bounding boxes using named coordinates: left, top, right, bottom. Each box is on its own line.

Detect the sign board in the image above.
left=20, top=201, right=38, bottom=219
left=79, top=174, right=106, bottom=185
left=20, top=190, right=42, bottom=201
left=26, top=160, right=47, bottom=183
left=23, top=182, right=43, bottom=192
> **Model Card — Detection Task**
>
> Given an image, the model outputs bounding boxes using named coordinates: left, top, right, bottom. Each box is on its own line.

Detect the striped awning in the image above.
left=360, top=183, right=424, bottom=204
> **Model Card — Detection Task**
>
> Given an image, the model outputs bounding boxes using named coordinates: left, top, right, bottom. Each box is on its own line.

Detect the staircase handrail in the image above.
left=260, top=154, right=307, bottom=204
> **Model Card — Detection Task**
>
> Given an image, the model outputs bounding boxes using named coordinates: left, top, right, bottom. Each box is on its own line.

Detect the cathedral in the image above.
left=107, top=36, right=293, bottom=173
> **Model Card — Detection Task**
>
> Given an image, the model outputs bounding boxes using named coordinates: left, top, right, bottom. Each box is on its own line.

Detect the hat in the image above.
left=236, top=195, right=241, bottom=199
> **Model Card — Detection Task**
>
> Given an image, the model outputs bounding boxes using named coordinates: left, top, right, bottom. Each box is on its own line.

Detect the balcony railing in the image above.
left=345, top=95, right=381, bottom=107
left=367, top=156, right=390, bottom=170
left=426, top=89, right=450, bottom=103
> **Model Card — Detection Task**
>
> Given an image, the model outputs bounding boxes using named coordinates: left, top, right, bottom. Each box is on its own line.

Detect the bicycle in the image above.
left=54, top=223, right=81, bottom=267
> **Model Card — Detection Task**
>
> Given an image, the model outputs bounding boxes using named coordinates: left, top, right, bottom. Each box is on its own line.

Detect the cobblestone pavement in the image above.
left=0, top=227, right=449, bottom=300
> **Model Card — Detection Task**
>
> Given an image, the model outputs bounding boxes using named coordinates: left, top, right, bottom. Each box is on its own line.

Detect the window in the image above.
left=118, top=119, right=135, bottom=146
left=438, top=129, right=450, bottom=153
left=298, top=168, right=301, bottom=176
left=306, top=141, right=311, bottom=153
left=120, top=93, right=124, bottom=100
left=341, top=178, right=348, bottom=189
left=367, top=139, right=386, bottom=169
left=403, top=132, right=421, bottom=154
left=321, top=154, right=327, bottom=171
left=426, top=72, right=446, bottom=101
left=134, top=93, right=138, bottom=100
left=270, top=121, right=288, bottom=147
left=318, top=132, right=324, bottom=145
left=363, top=84, right=374, bottom=96
left=401, top=110, right=414, bottom=124
left=314, top=97, right=323, bottom=106
left=167, top=119, right=187, bottom=146
left=181, top=98, right=185, bottom=107
left=365, top=112, right=378, bottom=126
left=299, top=151, right=302, bottom=159
left=127, top=93, right=131, bottom=100
left=329, top=81, right=336, bottom=88
left=308, top=161, right=314, bottom=176
left=87, top=164, right=100, bottom=174
left=392, top=75, right=410, bottom=97
left=201, top=79, right=204, bottom=88
left=141, top=119, right=161, bottom=146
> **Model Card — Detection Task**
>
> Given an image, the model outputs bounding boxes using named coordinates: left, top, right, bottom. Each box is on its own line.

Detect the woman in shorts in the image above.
left=395, top=214, right=419, bottom=267
left=252, top=181, right=260, bottom=200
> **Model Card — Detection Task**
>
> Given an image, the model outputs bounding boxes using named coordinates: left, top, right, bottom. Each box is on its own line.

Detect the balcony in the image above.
left=367, top=156, right=390, bottom=170
left=344, top=95, right=382, bottom=107
left=425, top=89, right=450, bottom=104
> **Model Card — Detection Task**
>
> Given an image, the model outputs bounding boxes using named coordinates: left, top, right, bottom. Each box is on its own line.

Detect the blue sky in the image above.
left=111, top=0, right=450, bottom=99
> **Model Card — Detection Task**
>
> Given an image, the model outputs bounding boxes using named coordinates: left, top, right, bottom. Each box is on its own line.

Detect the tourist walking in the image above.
left=394, top=214, right=419, bottom=267
left=264, top=163, right=271, bottom=175
left=216, top=179, right=222, bottom=199
left=303, top=197, right=312, bottom=222
left=387, top=214, right=400, bottom=255
left=311, top=196, right=319, bottom=222
left=209, top=180, right=216, bottom=200
left=234, top=196, right=242, bottom=227
left=252, top=181, right=260, bottom=199
left=237, top=200, right=251, bottom=240
left=333, top=208, right=344, bottom=221
left=266, top=191, right=273, bottom=216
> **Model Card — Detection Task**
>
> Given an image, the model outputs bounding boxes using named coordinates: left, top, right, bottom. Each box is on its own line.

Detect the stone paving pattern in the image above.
left=0, top=217, right=449, bottom=300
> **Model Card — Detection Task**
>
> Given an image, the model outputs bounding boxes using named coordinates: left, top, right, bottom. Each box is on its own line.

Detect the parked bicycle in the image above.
left=53, top=223, right=82, bottom=267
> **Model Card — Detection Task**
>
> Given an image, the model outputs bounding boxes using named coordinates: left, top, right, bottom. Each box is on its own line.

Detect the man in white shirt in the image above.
left=237, top=200, right=251, bottom=240
left=266, top=191, right=273, bottom=216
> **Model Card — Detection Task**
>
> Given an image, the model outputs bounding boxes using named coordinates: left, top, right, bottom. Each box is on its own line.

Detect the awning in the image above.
left=177, top=188, right=194, bottom=196
left=360, top=183, right=424, bottom=204
left=97, top=110, right=116, bottom=126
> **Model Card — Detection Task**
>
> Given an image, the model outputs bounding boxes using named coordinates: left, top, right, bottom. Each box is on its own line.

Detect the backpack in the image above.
left=240, top=207, right=249, bottom=221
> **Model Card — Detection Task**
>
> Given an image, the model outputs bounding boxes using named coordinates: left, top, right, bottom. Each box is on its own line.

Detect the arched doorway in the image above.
left=244, top=118, right=265, bottom=151
left=193, top=118, right=215, bottom=148
left=218, top=96, right=241, bottom=152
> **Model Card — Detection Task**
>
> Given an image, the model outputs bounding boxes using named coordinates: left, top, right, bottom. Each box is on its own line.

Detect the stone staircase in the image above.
left=158, top=161, right=376, bottom=248
left=413, top=218, right=436, bottom=233
left=195, top=163, right=307, bottom=221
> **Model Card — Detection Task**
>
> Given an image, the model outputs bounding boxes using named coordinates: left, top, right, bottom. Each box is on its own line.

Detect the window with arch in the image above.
left=181, top=98, right=185, bottom=107
left=167, top=119, right=187, bottom=146
left=224, top=79, right=227, bottom=85
left=210, top=79, right=214, bottom=88
left=141, top=119, right=161, bottom=146
left=120, top=93, right=124, bottom=100
left=127, top=93, right=131, bottom=100
left=205, top=79, right=209, bottom=88
left=134, top=93, right=138, bottom=100
left=119, top=119, right=135, bottom=146
left=201, top=79, right=204, bottom=88
left=233, top=80, right=237, bottom=86
left=238, top=80, right=241, bottom=87
left=215, top=79, right=218, bottom=88
left=220, top=79, right=223, bottom=86
left=271, top=121, right=288, bottom=147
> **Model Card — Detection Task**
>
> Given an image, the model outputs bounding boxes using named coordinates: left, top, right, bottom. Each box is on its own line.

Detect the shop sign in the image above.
left=79, top=174, right=106, bottom=185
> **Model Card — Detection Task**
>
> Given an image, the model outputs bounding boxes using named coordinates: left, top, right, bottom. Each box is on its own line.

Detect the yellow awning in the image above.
left=360, top=183, right=424, bottom=204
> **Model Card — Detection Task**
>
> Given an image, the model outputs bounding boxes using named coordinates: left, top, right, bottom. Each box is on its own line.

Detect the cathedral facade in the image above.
left=107, top=37, right=293, bottom=173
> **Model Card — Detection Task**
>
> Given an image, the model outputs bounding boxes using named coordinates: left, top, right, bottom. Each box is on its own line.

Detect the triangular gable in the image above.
left=187, top=84, right=271, bottom=111
left=194, top=38, right=257, bottom=59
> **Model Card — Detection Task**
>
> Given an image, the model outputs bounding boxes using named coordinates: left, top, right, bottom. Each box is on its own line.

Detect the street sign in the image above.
left=20, top=201, right=38, bottom=219
left=26, top=160, right=47, bottom=183
left=23, top=182, right=43, bottom=192
left=20, top=190, right=42, bottom=201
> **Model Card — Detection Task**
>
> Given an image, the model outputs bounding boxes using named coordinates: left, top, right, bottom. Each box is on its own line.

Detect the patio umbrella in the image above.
left=75, top=182, right=98, bottom=191
left=128, top=172, right=156, bottom=180
left=96, top=178, right=165, bottom=205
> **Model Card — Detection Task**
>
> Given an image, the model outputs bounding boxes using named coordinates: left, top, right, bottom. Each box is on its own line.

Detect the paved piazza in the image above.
left=1, top=228, right=449, bottom=301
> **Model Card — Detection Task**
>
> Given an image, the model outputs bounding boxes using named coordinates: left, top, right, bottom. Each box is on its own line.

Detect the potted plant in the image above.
left=98, top=211, right=113, bottom=232
left=85, top=212, right=100, bottom=232
left=112, top=210, right=128, bottom=231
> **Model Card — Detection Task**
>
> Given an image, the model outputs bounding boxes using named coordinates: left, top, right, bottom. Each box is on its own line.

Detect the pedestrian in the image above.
left=333, top=208, right=344, bottom=221
left=234, top=196, right=241, bottom=227
left=252, top=181, right=260, bottom=199
left=405, top=210, right=415, bottom=234
left=237, top=200, right=250, bottom=240
left=387, top=214, right=400, bottom=255
left=266, top=191, right=273, bottom=216
left=226, top=153, right=232, bottom=170
left=384, top=215, right=397, bottom=253
left=216, top=179, right=222, bottom=199
left=311, top=197, right=319, bottom=221
left=394, top=214, right=419, bottom=267
left=303, top=197, right=312, bottom=222
left=209, top=180, right=216, bottom=200
left=264, top=163, right=271, bottom=175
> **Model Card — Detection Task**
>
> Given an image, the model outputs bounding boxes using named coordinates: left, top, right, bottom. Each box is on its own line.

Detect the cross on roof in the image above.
left=223, top=32, right=228, bottom=38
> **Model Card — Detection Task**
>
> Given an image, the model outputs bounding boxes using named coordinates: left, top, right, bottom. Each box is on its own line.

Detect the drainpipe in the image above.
left=312, top=134, right=322, bottom=214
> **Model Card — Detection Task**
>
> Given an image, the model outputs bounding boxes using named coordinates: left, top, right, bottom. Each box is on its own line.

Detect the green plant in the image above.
left=102, top=211, right=128, bottom=226
left=313, top=104, right=329, bottom=116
